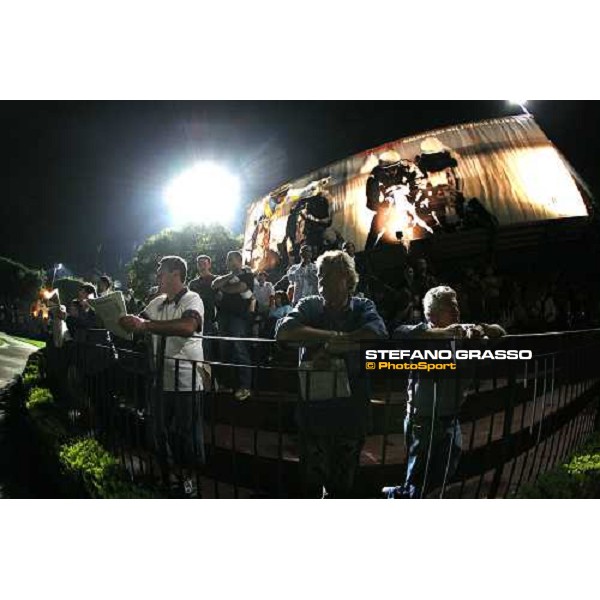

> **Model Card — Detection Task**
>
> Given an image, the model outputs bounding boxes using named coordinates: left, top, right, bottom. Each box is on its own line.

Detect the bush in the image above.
left=59, top=438, right=158, bottom=499
left=128, top=223, right=242, bottom=299
left=19, top=376, right=160, bottom=498
left=22, top=363, right=41, bottom=387
left=26, top=386, right=54, bottom=410
left=518, top=432, right=600, bottom=498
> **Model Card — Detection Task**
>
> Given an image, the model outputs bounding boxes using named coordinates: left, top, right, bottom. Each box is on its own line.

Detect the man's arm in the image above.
left=326, top=299, right=388, bottom=352
left=286, top=264, right=300, bottom=285
left=276, top=298, right=335, bottom=343
left=417, top=326, right=465, bottom=339
left=212, top=272, right=235, bottom=291
left=120, top=295, right=203, bottom=337
left=276, top=297, right=387, bottom=348
left=274, top=275, right=289, bottom=292
left=222, top=270, right=253, bottom=295
left=120, top=315, right=200, bottom=337
left=222, top=281, right=249, bottom=295
left=480, top=323, right=507, bottom=338
left=277, top=324, right=339, bottom=343
left=394, top=323, right=466, bottom=340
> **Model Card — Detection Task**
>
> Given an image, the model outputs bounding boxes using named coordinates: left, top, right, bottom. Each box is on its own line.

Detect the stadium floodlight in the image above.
left=509, top=100, right=531, bottom=115
left=165, top=161, right=241, bottom=227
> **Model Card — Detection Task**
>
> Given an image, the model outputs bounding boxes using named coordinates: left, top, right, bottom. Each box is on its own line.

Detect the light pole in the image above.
left=51, top=263, right=63, bottom=288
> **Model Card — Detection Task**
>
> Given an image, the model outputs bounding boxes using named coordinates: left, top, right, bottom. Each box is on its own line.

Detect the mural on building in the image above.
left=244, top=115, right=590, bottom=270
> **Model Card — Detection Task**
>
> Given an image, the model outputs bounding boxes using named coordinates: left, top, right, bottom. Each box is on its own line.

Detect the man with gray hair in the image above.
left=393, top=285, right=505, bottom=498
left=276, top=250, right=387, bottom=498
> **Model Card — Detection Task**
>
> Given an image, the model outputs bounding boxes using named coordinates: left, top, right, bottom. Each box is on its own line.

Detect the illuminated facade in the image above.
left=243, top=115, right=590, bottom=271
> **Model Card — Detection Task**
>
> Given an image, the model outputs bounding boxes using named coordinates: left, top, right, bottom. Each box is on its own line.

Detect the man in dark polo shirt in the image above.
left=212, top=250, right=255, bottom=401
left=393, top=285, right=505, bottom=498
left=189, top=254, right=217, bottom=360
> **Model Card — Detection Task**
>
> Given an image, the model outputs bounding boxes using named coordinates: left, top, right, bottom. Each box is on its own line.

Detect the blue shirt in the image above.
left=286, top=263, right=318, bottom=305
left=276, top=295, right=388, bottom=434
left=269, top=304, right=293, bottom=320
left=276, top=294, right=388, bottom=366
left=393, top=322, right=469, bottom=418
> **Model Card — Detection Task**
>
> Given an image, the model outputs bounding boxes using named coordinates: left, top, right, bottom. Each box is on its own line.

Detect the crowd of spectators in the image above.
left=4, top=245, right=600, bottom=356
left=366, top=259, right=600, bottom=336
left=6, top=237, right=600, bottom=500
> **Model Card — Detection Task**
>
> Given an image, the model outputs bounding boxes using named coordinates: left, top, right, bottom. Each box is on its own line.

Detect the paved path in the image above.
left=0, top=333, right=38, bottom=389
left=0, top=332, right=39, bottom=498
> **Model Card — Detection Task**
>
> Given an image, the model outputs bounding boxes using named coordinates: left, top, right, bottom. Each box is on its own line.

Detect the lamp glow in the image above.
left=509, top=100, right=530, bottom=115
left=165, top=162, right=241, bottom=227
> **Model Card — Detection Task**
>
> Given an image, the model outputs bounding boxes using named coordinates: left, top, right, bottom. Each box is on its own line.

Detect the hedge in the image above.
left=58, top=438, right=157, bottom=499
left=21, top=374, right=159, bottom=498
left=518, top=432, right=600, bottom=498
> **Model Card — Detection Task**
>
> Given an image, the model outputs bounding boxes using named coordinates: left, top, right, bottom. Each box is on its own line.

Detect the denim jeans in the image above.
left=217, top=312, right=252, bottom=389
left=403, top=414, right=462, bottom=499
left=202, top=320, right=218, bottom=363
left=154, top=391, right=206, bottom=471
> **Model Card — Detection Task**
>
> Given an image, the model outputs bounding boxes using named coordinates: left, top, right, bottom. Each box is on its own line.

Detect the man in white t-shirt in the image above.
left=254, top=271, right=274, bottom=312
left=254, top=270, right=274, bottom=337
left=120, top=255, right=205, bottom=498
left=287, top=245, right=318, bottom=305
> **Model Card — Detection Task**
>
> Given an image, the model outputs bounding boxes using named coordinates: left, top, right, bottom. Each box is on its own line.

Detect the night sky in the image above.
left=1, top=100, right=599, bottom=279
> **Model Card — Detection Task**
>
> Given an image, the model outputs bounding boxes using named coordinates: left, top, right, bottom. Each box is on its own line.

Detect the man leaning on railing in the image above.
left=120, top=255, right=205, bottom=498
left=392, top=285, right=506, bottom=499
left=276, top=250, right=388, bottom=498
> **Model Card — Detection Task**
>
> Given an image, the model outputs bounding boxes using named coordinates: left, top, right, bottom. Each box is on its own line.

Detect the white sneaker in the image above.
left=234, top=388, right=251, bottom=401
left=183, top=479, right=198, bottom=498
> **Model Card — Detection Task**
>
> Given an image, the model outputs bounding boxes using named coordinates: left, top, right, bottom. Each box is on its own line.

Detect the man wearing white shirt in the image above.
left=120, top=255, right=205, bottom=498
left=254, top=271, right=274, bottom=311
left=287, top=245, right=318, bottom=305
left=254, top=270, right=275, bottom=337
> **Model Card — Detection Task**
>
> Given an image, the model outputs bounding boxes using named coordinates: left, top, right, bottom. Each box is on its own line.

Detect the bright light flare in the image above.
left=165, top=162, right=241, bottom=227
left=508, top=100, right=530, bottom=115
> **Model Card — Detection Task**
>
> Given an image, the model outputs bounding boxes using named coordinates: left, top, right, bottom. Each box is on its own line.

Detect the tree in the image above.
left=0, top=256, right=43, bottom=305
left=54, top=276, right=85, bottom=304
left=127, top=224, right=243, bottom=299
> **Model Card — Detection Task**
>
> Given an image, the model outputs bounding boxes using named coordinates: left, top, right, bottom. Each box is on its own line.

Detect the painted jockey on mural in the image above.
left=243, top=136, right=499, bottom=276
left=364, top=139, right=468, bottom=250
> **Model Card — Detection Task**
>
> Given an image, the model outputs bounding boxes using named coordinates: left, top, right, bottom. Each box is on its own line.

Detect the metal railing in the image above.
left=41, top=328, right=600, bottom=498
